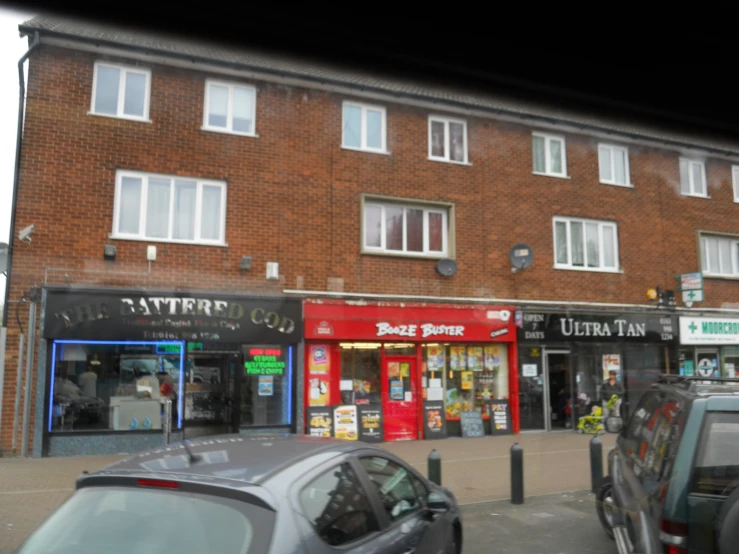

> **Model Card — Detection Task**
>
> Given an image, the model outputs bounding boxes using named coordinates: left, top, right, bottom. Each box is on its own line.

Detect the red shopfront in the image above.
left=304, top=300, right=520, bottom=441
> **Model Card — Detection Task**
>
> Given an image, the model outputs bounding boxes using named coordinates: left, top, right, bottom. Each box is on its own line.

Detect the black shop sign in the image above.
left=306, top=406, right=334, bottom=438
left=517, top=312, right=677, bottom=343
left=358, top=405, right=383, bottom=443
left=487, top=399, right=512, bottom=436
left=423, top=401, right=447, bottom=440
left=43, top=288, right=303, bottom=343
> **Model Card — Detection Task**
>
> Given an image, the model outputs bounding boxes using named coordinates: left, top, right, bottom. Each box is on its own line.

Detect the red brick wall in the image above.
left=3, top=44, right=739, bottom=452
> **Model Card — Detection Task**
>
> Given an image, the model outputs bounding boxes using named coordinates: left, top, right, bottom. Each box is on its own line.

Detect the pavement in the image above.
left=0, top=430, right=616, bottom=553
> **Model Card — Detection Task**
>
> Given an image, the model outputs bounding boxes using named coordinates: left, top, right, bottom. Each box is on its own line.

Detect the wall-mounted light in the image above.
left=103, top=244, right=116, bottom=262
left=240, top=256, right=252, bottom=270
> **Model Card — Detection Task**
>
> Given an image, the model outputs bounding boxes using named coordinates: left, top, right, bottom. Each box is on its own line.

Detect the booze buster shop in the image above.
left=303, top=300, right=519, bottom=441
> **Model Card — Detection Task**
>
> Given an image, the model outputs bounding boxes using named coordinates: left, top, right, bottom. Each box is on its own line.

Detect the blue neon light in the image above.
left=48, top=342, right=58, bottom=433
left=287, top=345, right=293, bottom=426
left=178, top=341, right=184, bottom=428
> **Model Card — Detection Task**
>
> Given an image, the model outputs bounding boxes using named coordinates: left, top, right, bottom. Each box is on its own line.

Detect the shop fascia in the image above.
left=679, top=316, right=739, bottom=345
left=518, top=312, right=676, bottom=342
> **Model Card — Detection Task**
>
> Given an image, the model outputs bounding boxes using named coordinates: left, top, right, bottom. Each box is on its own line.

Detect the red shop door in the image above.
left=382, top=356, right=418, bottom=441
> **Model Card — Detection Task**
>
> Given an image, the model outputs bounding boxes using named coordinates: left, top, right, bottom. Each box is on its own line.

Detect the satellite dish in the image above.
left=436, top=258, right=458, bottom=277
left=510, top=243, right=534, bottom=272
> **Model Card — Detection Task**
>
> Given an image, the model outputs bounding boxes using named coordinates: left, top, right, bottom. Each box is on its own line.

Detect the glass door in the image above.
left=545, top=352, right=572, bottom=431
left=382, top=356, right=418, bottom=441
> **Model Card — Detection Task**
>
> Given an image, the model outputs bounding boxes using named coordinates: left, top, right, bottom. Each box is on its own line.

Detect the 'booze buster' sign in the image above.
left=305, top=319, right=514, bottom=342
left=376, top=322, right=465, bottom=338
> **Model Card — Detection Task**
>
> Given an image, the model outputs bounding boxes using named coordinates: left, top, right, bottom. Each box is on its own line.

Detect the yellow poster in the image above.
left=450, top=346, right=466, bottom=371
left=309, top=345, right=329, bottom=374
left=388, top=362, right=400, bottom=379
left=468, top=347, right=483, bottom=371
left=400, top=363, right=410, bottom=378
left=309, top=378, right=329, bottom=406
left=461, top=371, right=473, bottom=390
left=426, top=345, right=444, bottom=371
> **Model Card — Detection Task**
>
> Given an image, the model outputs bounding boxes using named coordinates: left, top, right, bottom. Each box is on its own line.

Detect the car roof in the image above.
left=649, top=375, right=739, bottom=404
left=93, top=434, right=372, bottom=485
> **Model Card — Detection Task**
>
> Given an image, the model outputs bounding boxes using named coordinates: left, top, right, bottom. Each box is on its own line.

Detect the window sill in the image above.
left=703, top=274, right=739, bottom=281
left=533, top=171, right=570, bottom=180
left=681, top=193, right=711, bottom=199
left=202, top=126, right=259, bottom=138
left=601, top=181, right=634, bottom=188
left=88, top=111, right=152, bottom=123
left=341, top=145, right=390, bottom=156
left=361, top=249, right=450, bottom=261
left=553, top=265, right=623, bottom=274
left=109, top=235, right=229, bottom=248
left=428, top=156, right=472, bottom=166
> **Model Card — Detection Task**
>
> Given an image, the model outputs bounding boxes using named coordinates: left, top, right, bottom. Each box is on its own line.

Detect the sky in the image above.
left=0, top=8, right=34, bottom=305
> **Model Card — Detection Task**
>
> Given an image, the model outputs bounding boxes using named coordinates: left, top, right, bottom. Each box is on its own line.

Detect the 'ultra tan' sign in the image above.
left=518, top=312, right=677, bottom=343
left=43, top=288, right=303, bottom=343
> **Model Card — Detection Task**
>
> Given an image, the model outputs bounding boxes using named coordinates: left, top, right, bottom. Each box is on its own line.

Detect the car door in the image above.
left=356, top=453, right=449, bottom=554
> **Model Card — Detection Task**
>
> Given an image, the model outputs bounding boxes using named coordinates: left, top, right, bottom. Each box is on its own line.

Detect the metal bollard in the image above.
left=511, top=443, right=524, bottom=505
left=590, top=436, right=603, bottom=493
left=428, top=449, right=442, bottom=486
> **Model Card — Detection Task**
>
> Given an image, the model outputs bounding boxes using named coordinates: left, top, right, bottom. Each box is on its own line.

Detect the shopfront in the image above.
left=516, top=309, right=678, bottom=431
left=37, top=287, right=303, bottom=457
left=303, top=300, right=519, bottom=441
left=679, top=316, right=739, bottom=378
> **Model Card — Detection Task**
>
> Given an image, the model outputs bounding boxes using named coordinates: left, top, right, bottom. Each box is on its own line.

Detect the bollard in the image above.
left=590, top=436, right=603, bottom=493
left=428, top=449, right=442, bottom=486
left=511, top=443, right=524, bottom=505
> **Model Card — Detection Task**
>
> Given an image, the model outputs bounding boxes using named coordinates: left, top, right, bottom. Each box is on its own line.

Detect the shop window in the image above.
left=49, top=341, right=183, bottom=433
left=239, top=345, right=293, bottom=427
left=340, top=344, right=381, bottom=405
left=423, top=343, right=509, bottom=419
left=722, top=347, right=739, bottom=378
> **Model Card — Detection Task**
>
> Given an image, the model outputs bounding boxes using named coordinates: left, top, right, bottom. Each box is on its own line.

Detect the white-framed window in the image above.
left=533, top=132, right=567, bottom=177
left=732, top=166, right=739, bottom=203
left=553, top=216, right=619, bottom=272
left=428, top=116, right=468, bottom=164
left=701, top=233, right=739, bottom=277
left=679, top=158, right=708, bottom=197
left=363, top=199, right=449, bottom=257
left=342, top=102, right=387, bottom=153
left=203, top=80, right=257, bottom=136
left=112, top=170, right=227, bottom=246
left=91, top=62, right=151, bottom=121
left=598, top=144, right=631, bottom=186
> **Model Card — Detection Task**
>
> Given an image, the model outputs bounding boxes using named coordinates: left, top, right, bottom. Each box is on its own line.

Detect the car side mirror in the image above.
left=427, top=491, right=450, bottom=513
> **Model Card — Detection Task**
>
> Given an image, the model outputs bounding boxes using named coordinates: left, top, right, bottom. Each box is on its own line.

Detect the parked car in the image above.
left=596, top=374, right=739, bottom=554
left=12, top=434, right=462, bottom=554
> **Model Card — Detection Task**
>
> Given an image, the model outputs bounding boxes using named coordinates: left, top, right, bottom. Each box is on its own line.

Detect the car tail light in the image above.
left=137, top=478, right=179, bottom=489
left=660, top=518, right=688, bottom=554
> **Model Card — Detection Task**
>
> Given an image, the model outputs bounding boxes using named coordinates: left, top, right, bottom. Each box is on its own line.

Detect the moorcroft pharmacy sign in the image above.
left=679, top=317, right=739, bottom=345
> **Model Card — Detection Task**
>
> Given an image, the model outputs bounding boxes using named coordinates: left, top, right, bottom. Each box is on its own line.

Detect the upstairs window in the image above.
left=553, top=216, right=619, bottom=272
left=428, top=116, right=468, bottom=164
left=91, top=62, right=151, bottom=121
left=732, top=165, right=739, bottom=203
left=533, top=132, right=567, bottom=177
left=203, top=80, right=257, bottom=136
left=679, top=158, right=708, bottom=197
left=700, top=233, right=739, bottom=277
left=598, top=144, right=631, bottom=187
left=342, top=102, right=387, bottom=153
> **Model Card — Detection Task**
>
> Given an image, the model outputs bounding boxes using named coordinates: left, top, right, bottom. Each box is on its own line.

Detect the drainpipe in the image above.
left=2, top=31, right=40, bottom=329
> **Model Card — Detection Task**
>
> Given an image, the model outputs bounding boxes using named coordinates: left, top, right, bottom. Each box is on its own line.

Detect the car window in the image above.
left=299, top=462, right=380, bottom=547
left=621, top=391, right=670, bottom=477
left=16, top=486, right=269, bottom=554
left=359, top=456, right=424, bottom=522
left=691, top=412, right=739, bottom=497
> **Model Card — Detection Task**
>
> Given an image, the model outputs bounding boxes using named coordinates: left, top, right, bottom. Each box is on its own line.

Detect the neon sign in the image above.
left=244, top=347, right=286, bottom=375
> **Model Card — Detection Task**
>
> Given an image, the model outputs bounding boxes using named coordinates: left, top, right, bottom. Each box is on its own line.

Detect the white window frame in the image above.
left=700, top=233, right=739, bottom=278
left=89, top=62, right=151, bottom=122
left=552, top=216, right=619, bottom=273
left=202, top=79, right=258, bottom=137
left=341, top=101, right=388, bottom=154
left=362, top=199, right=450, bottom=258
left=732, top=166, right=739, bottom=203
left=679, top=158, right=708, bottom=198
left=598, top=143, right=632, bottom=187
left=427, top=116, right=469, bottom=165
left=533, top=132, right=568, bottom=178
left=111, top=170, right=228, bottom=246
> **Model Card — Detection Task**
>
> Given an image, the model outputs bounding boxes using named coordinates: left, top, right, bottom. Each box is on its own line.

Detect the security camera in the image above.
left=18, top=224, right=35, bottom=243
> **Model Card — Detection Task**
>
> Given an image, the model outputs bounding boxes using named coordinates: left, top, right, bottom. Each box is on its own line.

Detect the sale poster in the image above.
left=309, top=345, right=329, bottom=374
left=450, top=347, right=466, bottom=371
left=484, top=346, right=500, bottom=371
left=468, top=347, right=483, bottom=371
left=427, top=346, right=444, bottom=371
left=461, top=371, right=473, bottom=390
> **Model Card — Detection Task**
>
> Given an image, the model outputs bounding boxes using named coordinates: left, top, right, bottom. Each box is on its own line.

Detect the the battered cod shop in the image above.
left=303, top=299, right=519, bottom=441
left=37, top=287, right=302, bottom=457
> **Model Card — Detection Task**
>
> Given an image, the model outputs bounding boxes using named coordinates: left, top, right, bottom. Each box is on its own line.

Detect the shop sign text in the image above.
left=376, top=322, right=465, bottom=338
left=560, top=318, right=646, bottom=337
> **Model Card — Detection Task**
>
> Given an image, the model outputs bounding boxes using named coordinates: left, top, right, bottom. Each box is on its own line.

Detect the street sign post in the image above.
left=682, top=289, right=704, bottom=303
left=677, top=272, right=703, bottom=307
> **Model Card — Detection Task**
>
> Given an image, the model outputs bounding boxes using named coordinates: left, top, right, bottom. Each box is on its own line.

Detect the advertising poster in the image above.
left=461, top=371, right=473, bottom=390
left=258, top=375, right=274, bottom=396
left=602, top=354, right=622, bottom=379
left=423, top=401, right=447, bottom=439
left=333, top=405, right=358, bottom=440
left=306, top=406, right=334, bottom=438
left=388, top=362, right=400, bottom=379
left=427, top=345, right=444, bottom=372
left=450, top=346, right=467, bottom=371
left=390, top=380, right=404, bottom=400
left=467, top=347, right=483, bottom=371
left=487, top=399, right=512, bottom=436
left=309, top=378, right=329, bottom=406
left=358, top=405, right=383, bottom=442
left=309, top=345, right=329, bottom=374
left=484, top=346, right=500, bottom=371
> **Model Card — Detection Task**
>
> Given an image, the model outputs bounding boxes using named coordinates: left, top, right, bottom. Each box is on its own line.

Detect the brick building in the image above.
left=2, top=15, right=738, bottom=456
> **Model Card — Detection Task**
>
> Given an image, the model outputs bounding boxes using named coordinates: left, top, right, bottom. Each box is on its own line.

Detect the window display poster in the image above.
left=522, top=364, right=538, bottom=377
left=258, top=376, right=274, bottom=396
left=423, top=401, right=447, bottom=439
left=307, top=406, right=334, bottom=438
left=602, top=354, right=622, bottom=379
left=400, top=363, right=410, bottom=378
left=390, top=380, right=404, bottom=400
left=388, top=362, right=400, bottom=379
left=484, top=346, right=500, bottom=371
left=468, top=347, right=483, bottom=371
left=309, top=345, right=329, bottom=374
left=682, top=360, right=695, bottom=376
left=358, top=404, right=383, bottom=443
left=450, top=346, right=466, bottom=371
left=334, top=405, right=358, bottom=440
left=427, top=346, right=444, bottom=372
left=726, top=363, right=736, bottom=378
left=309, top=378, right=329, bottom=406
left=461, top=371, right=473, bottom=390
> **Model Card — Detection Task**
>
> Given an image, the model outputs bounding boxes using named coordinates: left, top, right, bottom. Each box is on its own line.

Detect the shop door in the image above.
left=382, top=356, right=418, bottom=441
left=544, top=351, right=573, bottom=431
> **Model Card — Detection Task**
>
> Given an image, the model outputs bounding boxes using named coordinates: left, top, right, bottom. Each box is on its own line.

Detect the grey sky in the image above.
left=0, top=8, right=34, bottom=303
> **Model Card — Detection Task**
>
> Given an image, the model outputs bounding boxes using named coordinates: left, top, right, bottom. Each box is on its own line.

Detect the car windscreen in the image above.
left=691, top=412, right=739, bottom=497
left=15, top=485, right=274, bottom=554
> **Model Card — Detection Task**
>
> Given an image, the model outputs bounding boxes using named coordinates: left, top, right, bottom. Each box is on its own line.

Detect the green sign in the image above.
left=156, top=343, right=182, bottom=354
left=244, top=347, right=286, bottom=375
left=187, top=342, right=204, bottom=352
